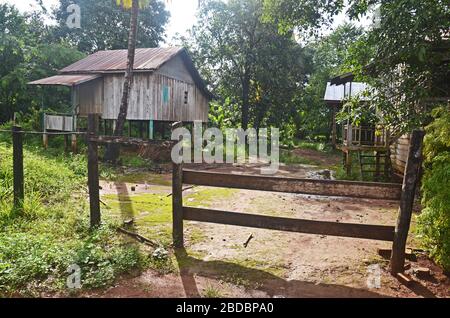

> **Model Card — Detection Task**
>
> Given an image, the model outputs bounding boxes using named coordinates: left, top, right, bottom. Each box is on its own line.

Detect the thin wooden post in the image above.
left=12, top=126, right=24, bottom=212
left=331, top=105, right=337, bottom=148
left=346, top=150, right=352, bottom=176
left=71, top=134, right=77, bottom=153
left=64, top=134, right=69, bottom=152
left=87, top=114, right=101, bottom=228
left=390, top=130, right=425, bottom=274
left=375, top=151, right=381, bottom=181
left=172, top=121, right=183, bottom=247
left=149, top=120, right=154, bottom=140
left=43, top=114, right=48, bottom=149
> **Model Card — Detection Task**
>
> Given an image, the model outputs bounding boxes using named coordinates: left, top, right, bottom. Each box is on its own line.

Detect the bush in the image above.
left=417, top=106, right=450, bottom=271
left=0, top=142, right=146, bottom=295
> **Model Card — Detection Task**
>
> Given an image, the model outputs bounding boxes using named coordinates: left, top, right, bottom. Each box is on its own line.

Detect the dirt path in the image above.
left=90, top=150, right=449, bottom=298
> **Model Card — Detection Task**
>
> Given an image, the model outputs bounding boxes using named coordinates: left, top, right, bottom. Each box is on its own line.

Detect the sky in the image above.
left=1, top=0, right=372, bottom=43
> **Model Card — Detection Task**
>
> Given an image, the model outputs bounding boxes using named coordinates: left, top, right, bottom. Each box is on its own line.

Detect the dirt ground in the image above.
left=86, top=150, right=449, bottom=298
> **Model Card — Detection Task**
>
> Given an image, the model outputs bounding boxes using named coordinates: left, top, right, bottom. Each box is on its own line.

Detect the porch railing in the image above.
left=342, top=125, right=387, bottom=147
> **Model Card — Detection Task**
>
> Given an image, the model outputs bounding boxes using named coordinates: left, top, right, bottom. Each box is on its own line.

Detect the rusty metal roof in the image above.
left=28, top=74, right=101, bottom=86
left=28, top=47, right=214, bottom=99
left=59, top=47, right=183, bottom=73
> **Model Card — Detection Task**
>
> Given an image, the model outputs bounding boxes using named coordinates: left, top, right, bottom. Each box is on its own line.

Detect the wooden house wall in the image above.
left=156, top=55, right=194, bottom=84
left=76, top=78, right=104, bottom=115
left=99, top=56, right=209, bottom=122
left=390, top=134, right=410, bottom=174
left=101, top=73, right=208, bottom=122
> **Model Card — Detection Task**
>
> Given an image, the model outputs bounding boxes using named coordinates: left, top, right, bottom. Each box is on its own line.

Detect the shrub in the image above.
left=0, top=142, right=146, bottom=295
left=417, top=106, right=450, bottom=271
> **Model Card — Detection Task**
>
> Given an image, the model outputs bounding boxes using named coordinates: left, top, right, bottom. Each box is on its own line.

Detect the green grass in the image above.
left=102, top=187, right=237, bottom=248
left=279, top=149, right=316, bottom=165
left=203, top=285, right=224, bottom=298
left=333, top=152, right=391, bottom=182
left=0, top=142, right=148, bottom=296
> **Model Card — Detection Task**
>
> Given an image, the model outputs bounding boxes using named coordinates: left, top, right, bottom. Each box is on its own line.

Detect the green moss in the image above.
left=110, top=172, right=172, bottom=186
left=184, top=188, right=237, bottom=207
left=279, top=149, right=317, bottom=165
left=102, top=188, right=237, bottom=247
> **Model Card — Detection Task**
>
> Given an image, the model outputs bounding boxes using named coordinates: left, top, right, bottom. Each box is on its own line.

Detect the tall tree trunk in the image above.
left=104, top=0, right=139, bottom=162
left=241, top=73, right=250, bottom=130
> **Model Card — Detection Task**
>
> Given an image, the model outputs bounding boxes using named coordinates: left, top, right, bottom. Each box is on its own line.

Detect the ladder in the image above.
left=357, top=150, right=390, bottom=181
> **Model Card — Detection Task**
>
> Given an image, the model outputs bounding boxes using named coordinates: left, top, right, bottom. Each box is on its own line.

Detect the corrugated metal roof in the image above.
left=324, top=82, right=371, bottom=103
left=59, top=47, right=183, bottom=73
left=28, top=47, right=214, bottom=100
left=28, top=74, right=101, bottom=86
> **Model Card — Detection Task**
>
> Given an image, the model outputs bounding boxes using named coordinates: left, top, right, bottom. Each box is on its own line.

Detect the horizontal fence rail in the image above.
left=182, top=169, right=402, bottom=200
left=183, top=207, right=396, bottom=242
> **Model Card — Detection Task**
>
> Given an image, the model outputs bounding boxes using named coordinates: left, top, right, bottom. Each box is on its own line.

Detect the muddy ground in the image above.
left=86, top=150, right=449, bottom=298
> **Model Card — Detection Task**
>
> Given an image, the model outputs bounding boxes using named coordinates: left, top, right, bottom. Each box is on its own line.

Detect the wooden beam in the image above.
left=331, top=105, right=337, bottom=148
left=391, top=130, right=425, bottom=274
left=183, top=207, right=395, bottom=241
left=182, top=170, right=402, bottom=200
left=71, top=134, right=77, bottom=153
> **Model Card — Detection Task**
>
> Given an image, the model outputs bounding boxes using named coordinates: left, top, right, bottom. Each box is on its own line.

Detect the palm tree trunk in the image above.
left=105, top=0, right=139, bottom=162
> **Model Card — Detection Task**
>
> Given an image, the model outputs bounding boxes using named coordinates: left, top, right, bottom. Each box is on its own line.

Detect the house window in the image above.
left=162, top=86, right=170, bottom=104
left=184, top=91, right=188, bottom=104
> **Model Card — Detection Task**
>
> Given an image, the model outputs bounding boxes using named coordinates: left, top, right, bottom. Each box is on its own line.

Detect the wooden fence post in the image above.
left=390, top=130, right=425, bottom=274
left=43, top=114, right=48, bottom=149
left=12, top=125, right=24, bottom=212
left=172, top=121, right=184, bottom=248
left=87, top=114, right=101, bottom=228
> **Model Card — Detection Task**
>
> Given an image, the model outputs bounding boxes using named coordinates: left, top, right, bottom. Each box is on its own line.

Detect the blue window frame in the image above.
left=162, top=86, right=170, bottom=104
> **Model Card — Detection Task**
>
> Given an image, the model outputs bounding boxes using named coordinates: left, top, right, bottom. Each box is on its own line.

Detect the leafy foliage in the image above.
left=262, top=0, right=344, bottom=35
left=343, top=0, right=450, bottom=135
left=0, top=4, right=84, bottom=123
left=298, top=23, right=364, bottom=139
left=53, top=0, right=169, bottom=53
left=417, top=106, right=450, bottom=271
left=183, top=0, right=309, bottom=133
left=0, top=143, right=146, bottom=295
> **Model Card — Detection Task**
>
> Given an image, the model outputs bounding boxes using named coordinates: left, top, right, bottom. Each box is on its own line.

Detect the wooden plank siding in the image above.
left=76, top=78, right=104, bottom=115
left=100, top=72, right=208, bottom=122
left=75, top=54, right=209, bottom=122
left=390, top=134, right=411, bottom=174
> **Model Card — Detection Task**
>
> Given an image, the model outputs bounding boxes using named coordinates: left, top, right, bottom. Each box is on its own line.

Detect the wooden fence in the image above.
left=172, top=130, right=424, bottom=274
left=5, top=115, right=424, bottom=275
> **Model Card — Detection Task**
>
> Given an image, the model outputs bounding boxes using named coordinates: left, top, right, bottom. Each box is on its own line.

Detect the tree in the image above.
left=343, top=0, right=450, bottom=135
left=262, top=0, right=344, bottom=34
left=295, top=23, right=363, bottom=140
left=185, top=0, right=308, bottom=132
left=0, top=4, right=84, bottom=124
left=53, top=0, right=169, bottom=54
left=104, top=0, right=150, bottom=162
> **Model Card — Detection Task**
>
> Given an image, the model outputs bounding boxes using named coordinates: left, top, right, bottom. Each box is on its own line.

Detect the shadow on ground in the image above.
left=174, top=248, right=388, bottom=298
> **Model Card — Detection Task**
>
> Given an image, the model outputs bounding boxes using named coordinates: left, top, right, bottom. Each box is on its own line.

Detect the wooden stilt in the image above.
left=331, top=105, right=337, bottom=148
left=346, top=151, right=352, bottom=176
left=71, top=134, right=77, bottom=153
